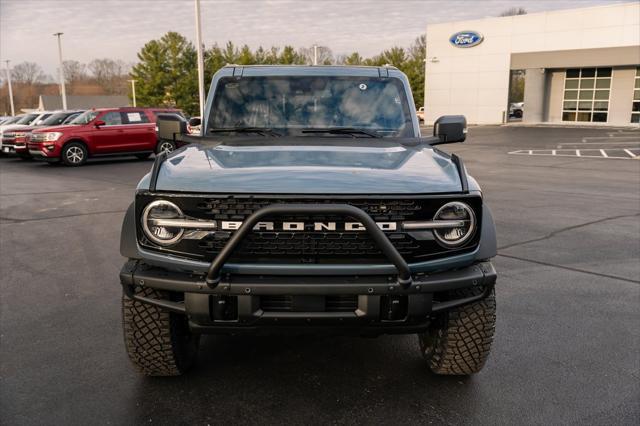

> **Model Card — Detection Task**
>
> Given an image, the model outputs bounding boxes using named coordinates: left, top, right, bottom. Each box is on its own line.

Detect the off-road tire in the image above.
left=418, top=287, right=496, bottom=375
left=122, top=287, right=199, bottom=376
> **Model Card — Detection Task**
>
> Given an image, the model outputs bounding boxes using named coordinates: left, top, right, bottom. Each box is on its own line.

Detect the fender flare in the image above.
left=120, top=202, right=140, bottom=259
left=476, top=203, right=498, bottom=260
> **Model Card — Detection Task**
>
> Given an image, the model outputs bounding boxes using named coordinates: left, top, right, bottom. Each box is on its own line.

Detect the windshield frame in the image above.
left=206, top=74, right=416, bottom=138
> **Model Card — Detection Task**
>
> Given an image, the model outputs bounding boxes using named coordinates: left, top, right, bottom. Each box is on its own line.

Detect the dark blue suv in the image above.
left=119, top=65, right=498, bottom=376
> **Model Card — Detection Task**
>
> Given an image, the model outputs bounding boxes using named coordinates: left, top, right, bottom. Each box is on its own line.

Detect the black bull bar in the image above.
left=204, top=203, right=413, bottom=288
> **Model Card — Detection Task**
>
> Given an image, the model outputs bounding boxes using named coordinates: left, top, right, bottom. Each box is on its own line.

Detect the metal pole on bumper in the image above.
left=204, top=204, right=413, bottom=289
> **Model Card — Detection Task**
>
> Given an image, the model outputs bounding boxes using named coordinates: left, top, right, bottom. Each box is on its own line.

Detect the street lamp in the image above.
left=53, top=32, right=68, bottom=110
left=194, top=0, right=205, bottom=119
left=4, top=60, right=15, bottom=116
left=128, top=79, right=137, bottom=107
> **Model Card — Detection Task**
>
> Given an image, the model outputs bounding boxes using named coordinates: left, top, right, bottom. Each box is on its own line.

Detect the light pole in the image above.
left=313, top=44, right=318, bottom=65
left=194, top=0, right=205, bottom=119
left=128, top=79, right=137, bottom=107
left=53, top=32, right=68, bottom=110
left=5, top=60, right=14, bottom=116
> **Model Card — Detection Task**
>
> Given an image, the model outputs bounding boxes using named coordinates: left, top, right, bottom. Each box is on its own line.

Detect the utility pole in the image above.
left=5, top=60, right=14, bottom=116
left=53, top=32, right=68, bottom=110
left=194, top=0, right=205, bottom=119
left=128, top=79, right=137, bottom=107
left=313, top=44, right=318, bottom=66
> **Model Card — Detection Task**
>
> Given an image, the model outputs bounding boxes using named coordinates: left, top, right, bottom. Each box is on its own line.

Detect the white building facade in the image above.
left=424, top=2, right=640, bottom=125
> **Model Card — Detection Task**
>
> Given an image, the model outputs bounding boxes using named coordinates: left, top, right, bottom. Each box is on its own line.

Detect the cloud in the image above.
left=0, top=0, right=627, bottom=74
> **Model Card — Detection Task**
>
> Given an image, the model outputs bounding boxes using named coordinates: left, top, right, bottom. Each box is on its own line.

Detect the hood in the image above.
left=0, top=124, right=30, bottom=132
left=146, top=138, right=464, bottom=195
left=31, top=124, right=77, bottom=133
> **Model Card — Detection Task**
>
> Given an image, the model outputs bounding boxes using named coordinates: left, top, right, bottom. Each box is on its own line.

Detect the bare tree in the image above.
left=499, top=7, right=527, bottom=17
left=63, top=60, right=87, bottom=84
left=299, top=45, right=334, bottom=65
left=88, top=58, right=129, bottom=94
left=11, top=62, right=46, bottom=85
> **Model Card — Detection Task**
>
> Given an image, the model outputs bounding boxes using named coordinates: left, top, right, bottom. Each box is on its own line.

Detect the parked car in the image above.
left=119, top=65, right=498, bottom=377
left=416, top=106, right=425, bottom=123
left=1, top=112, right=53, bottom=154
left=2, top=110, right=84, bottom=159
left=509, top=102, right=524, bottom=118
left=28, top=107, right=184, bottom=166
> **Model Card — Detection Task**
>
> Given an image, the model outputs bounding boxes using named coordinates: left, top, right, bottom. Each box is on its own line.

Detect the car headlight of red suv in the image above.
left=32, top=132, right=62, bottom=142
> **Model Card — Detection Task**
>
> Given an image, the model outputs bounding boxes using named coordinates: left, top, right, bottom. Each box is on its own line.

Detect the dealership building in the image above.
left=424, top=2, right=640, bottom=126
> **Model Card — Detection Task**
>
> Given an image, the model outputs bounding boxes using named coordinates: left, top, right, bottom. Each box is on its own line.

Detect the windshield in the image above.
left=15, top=113, right=40, bottom=125
left=70, top=110, right=99, bottom=125
left=1, top=116, right=21, bottom=125
left=42, top=112, right=76, bottom=126
left=207, top=76, right=414, bottom=137
left=62, top=112, right=81, bottom=124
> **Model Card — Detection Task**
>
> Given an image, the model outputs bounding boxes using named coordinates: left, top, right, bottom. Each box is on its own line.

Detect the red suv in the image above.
left=28, top=107, right=184, bottom=166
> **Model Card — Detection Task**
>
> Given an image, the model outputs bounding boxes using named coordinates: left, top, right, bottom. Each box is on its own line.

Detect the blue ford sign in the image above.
left=450, top=31, right=484, bottom=48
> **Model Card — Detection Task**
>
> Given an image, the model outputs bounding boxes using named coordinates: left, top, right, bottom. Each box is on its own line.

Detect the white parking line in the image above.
left=509, top=148, right=640, bottom=160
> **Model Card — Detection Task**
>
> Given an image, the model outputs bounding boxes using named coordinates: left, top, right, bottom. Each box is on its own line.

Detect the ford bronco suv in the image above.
left=119, top=65, right=498, bottom=376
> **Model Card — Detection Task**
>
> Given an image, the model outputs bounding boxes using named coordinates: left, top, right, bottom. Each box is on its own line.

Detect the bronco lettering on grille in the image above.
left=220, top=221, right=397, bottom=232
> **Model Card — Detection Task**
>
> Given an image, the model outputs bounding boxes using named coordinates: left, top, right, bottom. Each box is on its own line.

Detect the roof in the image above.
left=219, top=65, right=403, bottom=78
left=38, top=95, right=130, bottom=110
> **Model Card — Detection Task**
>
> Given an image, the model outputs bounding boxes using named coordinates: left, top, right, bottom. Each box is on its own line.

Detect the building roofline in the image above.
left=426, top=1, right=638, bottom=28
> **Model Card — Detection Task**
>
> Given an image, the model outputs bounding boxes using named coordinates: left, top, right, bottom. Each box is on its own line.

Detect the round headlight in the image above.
left=432, top=201, right=476, bottom=247
left=141, top=200, right=184, bottom=246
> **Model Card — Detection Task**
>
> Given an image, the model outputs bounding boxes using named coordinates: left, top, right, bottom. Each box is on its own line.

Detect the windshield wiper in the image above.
left=301, top=127, right=381, bottom=138
left=209, top=127, right=281, bottom=137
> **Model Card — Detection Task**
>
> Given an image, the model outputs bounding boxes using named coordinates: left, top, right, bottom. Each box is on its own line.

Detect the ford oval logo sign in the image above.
left=450, top=31, right=484, bottom=48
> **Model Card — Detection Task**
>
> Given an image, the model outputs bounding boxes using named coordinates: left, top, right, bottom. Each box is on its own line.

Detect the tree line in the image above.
left=130, top=32, right=426, bottom=116
left=0, top=59, right=131, bottom=114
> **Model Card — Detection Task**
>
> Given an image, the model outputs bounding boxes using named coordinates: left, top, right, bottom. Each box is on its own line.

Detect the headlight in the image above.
left=142, top=200, right=184, bottom=246
left=432, top=201, right=476, bottom=247
left=43, top=132, right=62, bottom=141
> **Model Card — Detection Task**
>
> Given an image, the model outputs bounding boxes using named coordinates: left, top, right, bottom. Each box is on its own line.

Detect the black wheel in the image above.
left=514, top=110, right=523, bottom=118
left=122, top=287, right=199, bottom=376
left=156, top=139, right=176, bottom=155
left=61, top=142, right=88, bottom=166
left=135, top=153, right=152, bottom=160
left=418, top=287, right=496, bottom=375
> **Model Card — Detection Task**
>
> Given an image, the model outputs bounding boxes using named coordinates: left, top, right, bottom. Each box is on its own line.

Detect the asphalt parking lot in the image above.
left=1, top=125, right=639, bottom=425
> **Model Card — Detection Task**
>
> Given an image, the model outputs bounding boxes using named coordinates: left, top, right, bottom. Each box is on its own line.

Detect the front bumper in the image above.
left=120, top=260, right=496, bottom=334
left=2, top=142, right=28, bottom=154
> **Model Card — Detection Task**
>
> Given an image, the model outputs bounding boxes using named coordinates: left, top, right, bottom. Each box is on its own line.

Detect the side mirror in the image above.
left=156, top=114, right=188, bottom=141
left=432, top=115, right=467, bottom=145
left=94, top=119, right=106, bottom=128
left=188, top=117, right=201, bottom=128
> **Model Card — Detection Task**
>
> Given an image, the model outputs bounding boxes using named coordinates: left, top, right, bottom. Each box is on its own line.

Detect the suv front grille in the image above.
left=137, top=194, right=482, bottom=264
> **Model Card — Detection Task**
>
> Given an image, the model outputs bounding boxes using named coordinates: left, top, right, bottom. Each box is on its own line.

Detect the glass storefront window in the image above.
left=562, top=68, right=611, bottom=123
left=632, top=68, right=640, bottom=123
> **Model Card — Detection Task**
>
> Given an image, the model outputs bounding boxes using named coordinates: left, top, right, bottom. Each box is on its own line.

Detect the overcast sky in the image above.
left=0, top=0, right=629, bottom=76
